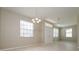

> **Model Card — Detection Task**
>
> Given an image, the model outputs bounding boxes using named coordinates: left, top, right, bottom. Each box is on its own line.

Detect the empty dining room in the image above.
left=0, top=7, right=79, bottom=51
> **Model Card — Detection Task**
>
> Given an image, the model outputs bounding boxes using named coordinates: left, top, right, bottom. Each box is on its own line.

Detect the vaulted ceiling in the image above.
left=2, top=7, right=79, bottom=27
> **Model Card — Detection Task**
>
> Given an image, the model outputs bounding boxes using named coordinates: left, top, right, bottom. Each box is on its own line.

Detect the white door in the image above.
left=44, top=23, right=53, bottom=44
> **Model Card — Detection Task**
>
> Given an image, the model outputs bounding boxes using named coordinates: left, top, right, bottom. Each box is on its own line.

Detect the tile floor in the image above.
left=7, top=41, right=78, bottom=51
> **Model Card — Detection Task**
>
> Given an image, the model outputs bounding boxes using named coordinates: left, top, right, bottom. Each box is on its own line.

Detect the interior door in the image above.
left=44, top=22, right=53, bottom=44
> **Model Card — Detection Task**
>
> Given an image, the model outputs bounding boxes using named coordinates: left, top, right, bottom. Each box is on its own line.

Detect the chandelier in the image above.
left=32, top=18, right=41, bottom=23
left=32, top=8, right=42, bottom=23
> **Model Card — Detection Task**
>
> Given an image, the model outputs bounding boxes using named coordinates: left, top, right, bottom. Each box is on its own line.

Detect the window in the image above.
left=20, top=20, right=34, bottom=37
left=53, top=28, right=59, bottom=37
left=66, top=28, right=72, bottom=37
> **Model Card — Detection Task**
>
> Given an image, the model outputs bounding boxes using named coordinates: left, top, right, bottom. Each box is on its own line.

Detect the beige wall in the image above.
left=0, top=8, right=1, bottom=47
left=0, top=8, right=42, bottom=49
left=60, top=25, right=77, bottom=42
left=77, top=15, right=79, bottom=47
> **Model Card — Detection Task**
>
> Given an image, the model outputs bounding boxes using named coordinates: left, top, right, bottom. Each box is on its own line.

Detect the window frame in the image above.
left=20, top=20, right=34, bottom=37
left=53, top=28, right=59, bottom=38
left=65, top=28, right=72, bottom=38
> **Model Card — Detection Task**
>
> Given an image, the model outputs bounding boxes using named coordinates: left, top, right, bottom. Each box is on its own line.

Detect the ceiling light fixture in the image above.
left=32, top=8, right=42, bottom=23
left=32, top=18, right=41, bottom=23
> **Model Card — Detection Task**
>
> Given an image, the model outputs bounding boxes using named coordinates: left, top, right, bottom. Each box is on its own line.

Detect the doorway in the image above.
left=44, top=22, right=53, bottom=44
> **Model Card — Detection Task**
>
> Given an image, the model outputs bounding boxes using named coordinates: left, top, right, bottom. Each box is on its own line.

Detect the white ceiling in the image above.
left=2, top=7, right=79, bottom=27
